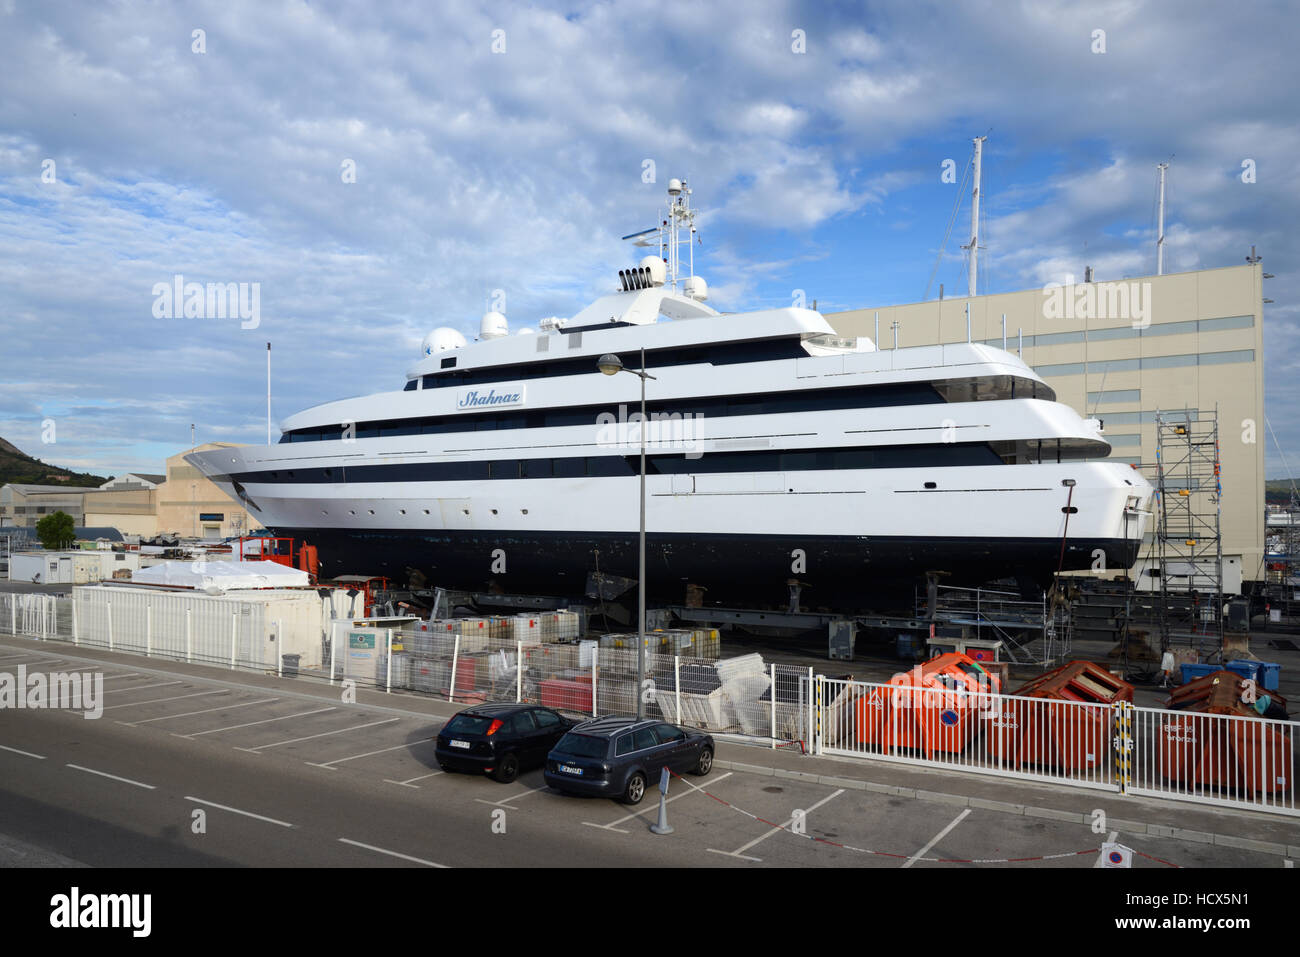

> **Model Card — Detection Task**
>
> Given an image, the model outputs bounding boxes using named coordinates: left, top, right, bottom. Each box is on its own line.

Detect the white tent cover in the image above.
left=132, top=559, right=309, bottom=593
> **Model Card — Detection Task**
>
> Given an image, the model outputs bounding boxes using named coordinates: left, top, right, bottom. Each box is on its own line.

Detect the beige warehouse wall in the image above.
left=156, top=442, right=262, bottom=538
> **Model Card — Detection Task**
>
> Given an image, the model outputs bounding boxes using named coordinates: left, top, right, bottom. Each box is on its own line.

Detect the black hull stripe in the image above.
left=280, top=527, right=1138, bottom=609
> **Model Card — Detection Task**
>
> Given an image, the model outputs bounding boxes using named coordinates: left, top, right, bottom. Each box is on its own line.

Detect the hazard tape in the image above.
left=668, top=768, right=1180, bottom=866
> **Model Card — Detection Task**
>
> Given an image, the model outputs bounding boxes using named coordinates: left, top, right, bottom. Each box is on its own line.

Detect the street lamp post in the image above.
left=597, top=348, right=656, bottom=719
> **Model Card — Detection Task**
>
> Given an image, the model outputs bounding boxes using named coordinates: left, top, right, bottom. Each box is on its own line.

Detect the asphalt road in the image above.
left=1, top=641, right=1296, bottom=868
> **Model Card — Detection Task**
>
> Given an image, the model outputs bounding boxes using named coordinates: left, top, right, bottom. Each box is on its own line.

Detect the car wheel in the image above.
left=622, top=771, right=646, bottom=805
left=492, top=753, right=520, bottom=784
left=692, top=747, right=713, bottom=776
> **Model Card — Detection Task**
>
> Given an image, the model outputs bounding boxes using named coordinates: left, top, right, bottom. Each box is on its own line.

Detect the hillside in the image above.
left=0, top=436, right=110, bottom=488
left=1265, top=479, right=1300, bottom=506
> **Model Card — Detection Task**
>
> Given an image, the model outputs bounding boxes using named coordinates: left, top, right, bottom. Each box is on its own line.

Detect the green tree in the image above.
left=35, top=510, right=75, bottom=550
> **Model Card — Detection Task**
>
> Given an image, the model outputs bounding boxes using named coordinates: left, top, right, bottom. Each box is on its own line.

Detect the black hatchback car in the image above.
left=544, top=717, right=714, bottom=805
left=434, top=703, right=576, bottom=783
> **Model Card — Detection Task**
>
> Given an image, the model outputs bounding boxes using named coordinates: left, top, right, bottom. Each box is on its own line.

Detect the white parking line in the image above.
left=185, top=796, right=294, bottom=828
left=584, top=772, right=734, bottom=833
left=180, top=706, right=337, bottom=737
left=384, top=771, right=443, bottom=788
left=127, top=697, right=279, bottom=725
left=902, top=808, right=971, bottom=869
left=100, top=673, right=141, bottom=681
left=338, top=838, right=447, bottom=868
left=1094, top=831, right=1119, bottom=868
left=103, top=680, right=184, bottom=695
left=248, top=717, right=400, bottom=752
left=306, top=740, right=422, bottom=769
left=103, top=690, right=227, bottom=711
left=474, top=783, right=549, bottom=809
left=723, top=788, right=845, bottom=860
left=67, top=764, right=156, bottom=790
left=0, top=744, right=46, bottom=760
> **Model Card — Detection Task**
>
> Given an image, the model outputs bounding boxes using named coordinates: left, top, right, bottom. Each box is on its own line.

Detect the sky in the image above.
left=1, top=0, right=1298, bottom=480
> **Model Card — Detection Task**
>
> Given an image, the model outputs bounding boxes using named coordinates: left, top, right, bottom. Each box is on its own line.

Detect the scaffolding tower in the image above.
left=1153, top=409, right=1224, bottom=657
left=1265, top=499, right=1300, bottom=622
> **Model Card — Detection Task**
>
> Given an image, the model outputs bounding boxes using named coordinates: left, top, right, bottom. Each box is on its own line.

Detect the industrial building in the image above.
left=2, top=443, right=262, bottom=541
left=826, top=262, right=1266, bottom=587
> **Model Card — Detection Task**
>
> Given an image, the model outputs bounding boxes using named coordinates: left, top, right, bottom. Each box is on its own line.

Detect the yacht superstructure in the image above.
left=188, top=181, right=1154, bottom=609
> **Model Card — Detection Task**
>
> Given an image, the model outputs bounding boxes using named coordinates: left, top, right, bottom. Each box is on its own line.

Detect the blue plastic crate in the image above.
left=1224, top=659, right=1261, bottom=683
left=1222, top=659, right=1280, bottom=691
left=1179, top=663, right=1218, bottom=685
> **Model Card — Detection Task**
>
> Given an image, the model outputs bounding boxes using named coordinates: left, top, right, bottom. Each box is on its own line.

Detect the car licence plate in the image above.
left=559, top=765, right=583, bottom=775
left=450, top=740, right=471, bottom=749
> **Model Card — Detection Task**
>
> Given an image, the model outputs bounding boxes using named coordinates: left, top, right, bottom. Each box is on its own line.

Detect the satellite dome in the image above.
left=638, top=256, right=667, bottom=286
left=683, top=275, right=709, bottom=301
left=480, top=311, right=508, bottom=340
left=667, top=178, right=683, bottom=195
left=422, top=327, right=468, bottom=356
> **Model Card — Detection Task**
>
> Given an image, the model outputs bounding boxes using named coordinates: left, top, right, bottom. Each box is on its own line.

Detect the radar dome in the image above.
left=667, top=178, right=683, bottom=195
left=422, top=327, right=468, bottom=356
left=480, top=311, right=509, bottom=340
left=683, top=275, right=709, bottom=301
left=638, top=256, right=667, bottom=286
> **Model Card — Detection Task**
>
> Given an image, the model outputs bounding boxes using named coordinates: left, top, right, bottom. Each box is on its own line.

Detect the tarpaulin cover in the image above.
left=131, top=560, right=309, bottom=592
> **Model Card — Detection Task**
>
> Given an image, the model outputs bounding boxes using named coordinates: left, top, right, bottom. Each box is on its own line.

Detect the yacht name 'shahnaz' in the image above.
left=457, top=389, right=521, bottom=409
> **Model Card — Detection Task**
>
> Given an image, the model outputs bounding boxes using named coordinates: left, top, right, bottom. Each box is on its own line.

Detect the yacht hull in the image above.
left=273, top=525, right=1137, bottom=609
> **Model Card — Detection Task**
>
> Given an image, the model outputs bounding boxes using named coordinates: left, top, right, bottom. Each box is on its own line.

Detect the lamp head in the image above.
left=597, top=354, right=624, bottom=376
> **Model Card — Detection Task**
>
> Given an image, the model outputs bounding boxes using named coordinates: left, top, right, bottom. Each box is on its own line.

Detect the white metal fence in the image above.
left=5, top=590, right=1296, bottom=816
left=816, top=676, right=1299, bottom=817
left=0, top=592, right=810, bottom=748
left=1126, top=703, right=1297, bottom=815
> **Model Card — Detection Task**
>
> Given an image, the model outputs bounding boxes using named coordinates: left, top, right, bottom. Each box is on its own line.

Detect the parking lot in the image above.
left=1, top=639, right=1296, bottom=868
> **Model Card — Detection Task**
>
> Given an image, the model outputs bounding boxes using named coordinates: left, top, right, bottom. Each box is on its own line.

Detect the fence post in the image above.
left=591, top=646, right=598, bottom=717
left=107, top=601, right=114, bottom=651
left=806, top=666, right=814, bottom=752
left=770, top=662, right=777, bottom=748
left=449, top=634, right=460, bottom=703
left=146, top=604, right=153, bottom=657
left=675, top=655, right=682, bottom=724
left=815, top=675, right=824, bottom=755
left=230, top=612, right=238, bottom=670
left=72, top=598, right=78, bottom=646
left=185, top=608, right=193, bottom=662
left=9, top=596, right=14, bottom=636
left=385, top=628, right=393, bottom=694
left=516, top=640, right=522, bottom=703
left=329, top=621, right=337, bottom=685
left=1113, top=701, right=1132, bottom=795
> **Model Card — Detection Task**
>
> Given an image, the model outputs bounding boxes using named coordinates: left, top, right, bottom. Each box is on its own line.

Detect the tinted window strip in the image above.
left=277, top=379, right=999, bottom=443
left=233, top=442, right=1006, bottom=484
left=418, top=337, right=808, bottom=391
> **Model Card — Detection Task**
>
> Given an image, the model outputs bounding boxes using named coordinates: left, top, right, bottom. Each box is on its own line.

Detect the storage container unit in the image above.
left=985, top=660, right=1133, bottom=772
left=854, top=653, right=1000, bottom=757
left=1160, top=672, right=1291, bottom=793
